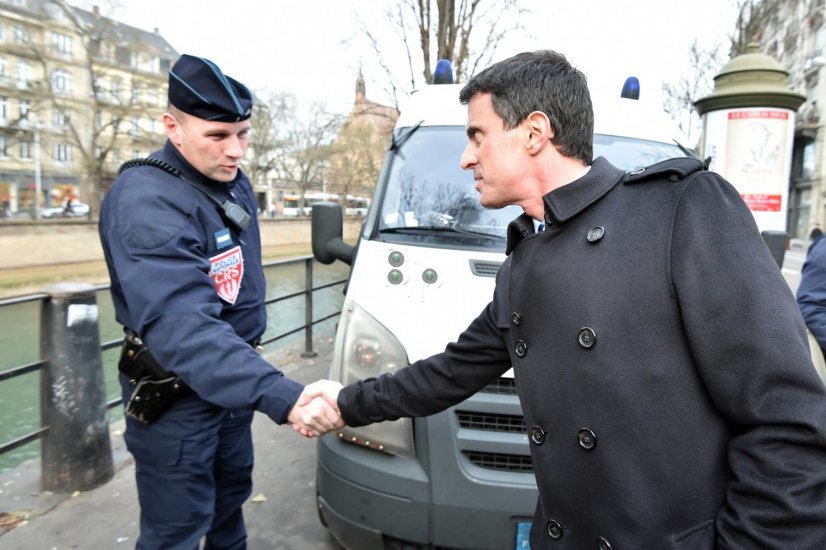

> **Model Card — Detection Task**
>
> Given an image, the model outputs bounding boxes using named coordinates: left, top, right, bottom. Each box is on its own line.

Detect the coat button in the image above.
left=578, top=327, right=596, bottom=349
left=530, top=426, right=545, bottom=445
left=586, top=226, right=605, bottom=243
left=512, top=312, right=521, bottom=325
left=546, top=519, right=563, bottom=540
left=598, top=536, right=613, bottom=550
left=515, top=340, right=528, bottom=357
left=578, top=428, right=597, bottom=450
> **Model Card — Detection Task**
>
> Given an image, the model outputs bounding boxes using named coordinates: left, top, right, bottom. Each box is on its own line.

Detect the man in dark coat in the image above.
left=304, top=50, right=826, bottom=549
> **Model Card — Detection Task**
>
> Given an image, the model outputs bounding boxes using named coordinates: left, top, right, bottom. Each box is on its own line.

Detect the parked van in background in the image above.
left=311, top=71, right=696, bottom=549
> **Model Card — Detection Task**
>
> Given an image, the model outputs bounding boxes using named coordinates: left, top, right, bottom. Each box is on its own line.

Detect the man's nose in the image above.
left=225, top=137, right=244, bottom=158
left=460, top=143, right=475, bottom=170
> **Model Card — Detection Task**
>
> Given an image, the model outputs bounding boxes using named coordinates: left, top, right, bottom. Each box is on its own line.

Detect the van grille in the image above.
left=463, top=451, right=534, bottom=472
left=481, top=377, right=517, bottom=395
left=457, top=411, right=525, bottom=433
left=469, top=260, right=502, bottom=278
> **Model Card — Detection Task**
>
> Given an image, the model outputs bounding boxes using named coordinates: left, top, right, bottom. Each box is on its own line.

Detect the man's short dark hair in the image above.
left=459, top=50, right=593, bottom=165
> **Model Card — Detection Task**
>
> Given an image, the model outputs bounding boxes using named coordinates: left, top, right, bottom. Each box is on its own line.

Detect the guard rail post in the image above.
left=39, top=283, right=114, bottom=492
left=301, top=257, right=317, bottom=358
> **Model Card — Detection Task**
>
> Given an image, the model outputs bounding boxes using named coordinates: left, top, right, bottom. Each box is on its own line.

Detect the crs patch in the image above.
left=209, top=245, right=244, bottom=304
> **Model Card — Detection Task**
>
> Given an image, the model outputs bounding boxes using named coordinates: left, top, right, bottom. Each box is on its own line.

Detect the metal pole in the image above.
left=33, top=121, right=41, bottom=220
left=301, top=257, right=317, bottom=357
left=39, top=283, right=113, bottom=492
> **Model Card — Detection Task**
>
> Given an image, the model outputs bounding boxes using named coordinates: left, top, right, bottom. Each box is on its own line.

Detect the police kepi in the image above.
left=168, top=54, right=253, bottom=122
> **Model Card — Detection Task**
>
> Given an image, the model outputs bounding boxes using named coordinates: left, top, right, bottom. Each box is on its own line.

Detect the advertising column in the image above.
left=695, top=44, right=804, bottom=238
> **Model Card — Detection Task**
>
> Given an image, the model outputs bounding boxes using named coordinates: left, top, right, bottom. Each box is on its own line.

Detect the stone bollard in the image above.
left=39, top=283, right=113, bottom=492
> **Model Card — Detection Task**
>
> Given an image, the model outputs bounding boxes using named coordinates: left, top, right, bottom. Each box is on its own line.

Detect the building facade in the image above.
left=0, top=0, right=177, bottom=218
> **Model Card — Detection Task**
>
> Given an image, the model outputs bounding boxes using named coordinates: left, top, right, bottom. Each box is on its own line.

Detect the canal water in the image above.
left=0, top=259, right=350, bottom=473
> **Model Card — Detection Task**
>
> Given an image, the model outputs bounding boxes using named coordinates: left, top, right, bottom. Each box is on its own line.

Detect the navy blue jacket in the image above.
left=339, top=157, right=826, bottom=549
left=797, top=235, right=826, bottom=349
left=99, top=141, right=303, bottom=423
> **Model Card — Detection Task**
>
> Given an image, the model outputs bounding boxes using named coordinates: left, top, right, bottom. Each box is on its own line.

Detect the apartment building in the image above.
left=0, top=0, right=177, bottom=218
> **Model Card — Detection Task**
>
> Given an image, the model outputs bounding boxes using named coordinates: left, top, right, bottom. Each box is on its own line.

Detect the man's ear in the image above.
left=525, top=111, right=553, bottom=153
left=163, top=112, right=182, bottom=146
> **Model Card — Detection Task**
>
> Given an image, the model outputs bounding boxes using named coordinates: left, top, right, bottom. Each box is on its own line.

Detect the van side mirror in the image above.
left=312, top=202, right=354, bottom=265
left=760, top=230, right=787, bottom=269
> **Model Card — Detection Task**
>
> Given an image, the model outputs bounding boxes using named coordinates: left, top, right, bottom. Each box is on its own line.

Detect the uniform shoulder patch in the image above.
left=624, top=157, right=704, bottom=184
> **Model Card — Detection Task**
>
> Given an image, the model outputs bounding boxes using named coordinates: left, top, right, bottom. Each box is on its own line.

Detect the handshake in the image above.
left=286, top=379, right=346, bottom=437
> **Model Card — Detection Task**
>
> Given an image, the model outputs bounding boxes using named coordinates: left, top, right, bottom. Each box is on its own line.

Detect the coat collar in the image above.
left=505, top=157, right=624, bottom=254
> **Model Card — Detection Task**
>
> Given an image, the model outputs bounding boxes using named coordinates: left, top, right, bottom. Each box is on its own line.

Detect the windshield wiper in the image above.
left=379, top=226, right=505, bottom=242
left=389, top=121, right=424, bottom=158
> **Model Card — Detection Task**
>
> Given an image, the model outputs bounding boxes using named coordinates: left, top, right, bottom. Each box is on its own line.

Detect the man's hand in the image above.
left=288, top=379, right=344, bottom=438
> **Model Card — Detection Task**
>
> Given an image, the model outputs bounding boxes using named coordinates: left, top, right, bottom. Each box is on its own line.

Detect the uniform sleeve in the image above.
left=796, top=238, right=826, bottom=349
left=103, top=178, right=303, bottom=423
left=338, top=275, right=512, bottom=427
left=670, top=172, right=826, bottom=549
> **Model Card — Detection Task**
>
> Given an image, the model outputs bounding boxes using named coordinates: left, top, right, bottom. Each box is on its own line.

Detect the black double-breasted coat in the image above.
left=338, top=157, right=826, bottom=549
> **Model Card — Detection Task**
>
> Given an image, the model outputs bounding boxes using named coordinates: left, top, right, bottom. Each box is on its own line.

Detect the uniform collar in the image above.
left=505, top=157, right=624, bottom=254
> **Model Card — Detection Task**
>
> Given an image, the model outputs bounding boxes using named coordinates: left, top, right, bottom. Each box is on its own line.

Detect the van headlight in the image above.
left=330, top=301, right=414, bottom=458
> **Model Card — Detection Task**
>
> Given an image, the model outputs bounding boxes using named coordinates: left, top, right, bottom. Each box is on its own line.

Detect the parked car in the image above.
left=41, top=201, right=90, bottom=219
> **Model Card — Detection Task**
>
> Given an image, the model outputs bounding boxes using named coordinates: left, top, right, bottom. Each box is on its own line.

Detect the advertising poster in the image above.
left=724, top=109, right=789, bottom=212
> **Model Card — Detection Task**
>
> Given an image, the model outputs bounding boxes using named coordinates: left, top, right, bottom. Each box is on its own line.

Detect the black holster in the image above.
left=118, top=331, right=188, bottom=424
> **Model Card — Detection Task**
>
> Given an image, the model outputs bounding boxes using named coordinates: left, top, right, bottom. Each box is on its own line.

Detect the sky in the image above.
left=73, top=0, right=741, bottom=116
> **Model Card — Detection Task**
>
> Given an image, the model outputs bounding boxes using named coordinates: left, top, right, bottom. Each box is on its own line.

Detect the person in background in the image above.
left=307, top=50, right=826, bottom=549
left=99, top=54, right=342, bottom=549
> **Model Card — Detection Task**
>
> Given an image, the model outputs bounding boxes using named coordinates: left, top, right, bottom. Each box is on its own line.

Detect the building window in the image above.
left=0, top=136, right=9, bottom=158
left=0, top=97, right=8, bottom=122
left=52, top=69, right=72, bottom=93
left=131, top=116, right=140, bottom=134
left=19, top=140, right=31, bottom=160
left=0, top=57, right=6, bottom=78
left=111, top=78, right=121, bottom=100
left=13, top=26, right=28, bottom=44
left=146, top=87, right=157, bottom=106
left=131, top=51, right=139, bottom=68
left=53, top=108, right=68, bottom=127
left=18, top=98, right=29, bottom=119
left=15, top=60, right=29, bottom=88
left=54, top=143, right=72, bottom=162
left=151, top=56, right=160, bottom=73
left=0, top=24, right=5, bottom=42
left=51, top=32, right=72, bottom=55
left=132, top=82, right=142, bottom=103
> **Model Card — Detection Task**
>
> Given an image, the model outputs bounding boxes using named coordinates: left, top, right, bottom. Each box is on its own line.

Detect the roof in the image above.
left=395, top=83, right=689, bottom=147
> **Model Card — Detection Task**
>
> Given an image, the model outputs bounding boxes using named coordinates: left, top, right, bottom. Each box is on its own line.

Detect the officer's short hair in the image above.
left=168, top=54, right=253, bottom=123
left=459, top=50, right=593, bottom=165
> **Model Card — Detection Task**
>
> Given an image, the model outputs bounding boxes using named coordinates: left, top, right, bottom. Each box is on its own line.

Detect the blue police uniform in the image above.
left=797, top=235, right=826, bottom=349
left=99, top=55, right=303, bottom=550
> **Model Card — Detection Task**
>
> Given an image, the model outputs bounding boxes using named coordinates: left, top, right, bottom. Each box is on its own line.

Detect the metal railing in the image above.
left=0, top=255, right=346, bottom=485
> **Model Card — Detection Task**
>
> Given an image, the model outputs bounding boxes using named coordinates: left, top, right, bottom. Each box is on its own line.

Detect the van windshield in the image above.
left=377, top=126, right=519, bottom=250
left=376, top=127, right=694, bottom=250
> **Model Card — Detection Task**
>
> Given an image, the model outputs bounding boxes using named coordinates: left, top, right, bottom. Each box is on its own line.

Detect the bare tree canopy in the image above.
left=355, top=0, right=529, bottom=106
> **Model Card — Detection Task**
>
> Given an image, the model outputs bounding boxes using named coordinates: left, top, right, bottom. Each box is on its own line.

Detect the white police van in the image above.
left=312, top=75, right=694, bottom=550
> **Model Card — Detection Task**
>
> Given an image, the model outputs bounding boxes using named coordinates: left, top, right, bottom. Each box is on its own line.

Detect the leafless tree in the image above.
left=23, top=0, right=166, bottom=217
left=661, top=39, right=725, bottom=146
left=268, top=94, right=342, bottom=214
left=355, top=0, right=530, bottom=107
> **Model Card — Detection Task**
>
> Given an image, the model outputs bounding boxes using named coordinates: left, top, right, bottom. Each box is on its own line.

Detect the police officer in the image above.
left=305, top=50, right=826, bottom=549
left=99, top=54, right=342, bottom=550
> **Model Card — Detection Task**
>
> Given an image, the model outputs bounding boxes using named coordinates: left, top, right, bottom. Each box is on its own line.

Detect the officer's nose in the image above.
left=225, top=136, right=244, bottom=159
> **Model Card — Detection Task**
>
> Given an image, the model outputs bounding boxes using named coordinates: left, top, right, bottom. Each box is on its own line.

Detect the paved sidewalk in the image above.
left=0, top=337, right=342, bottom=550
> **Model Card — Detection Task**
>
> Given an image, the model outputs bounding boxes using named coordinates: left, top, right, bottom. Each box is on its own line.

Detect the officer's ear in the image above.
left=163, top=112, right=183, bottom=146
left=525, top=111, right=552, bottom=154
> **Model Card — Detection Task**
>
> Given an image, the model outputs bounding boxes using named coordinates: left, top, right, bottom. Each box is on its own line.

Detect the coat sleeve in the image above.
left=670, top=172, right=826, bottom=549
left=338, top=270, right=513, bottom=427
left=796, top=237, right=826, bottom=350
left=101, top=173, right=303, bottom=424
